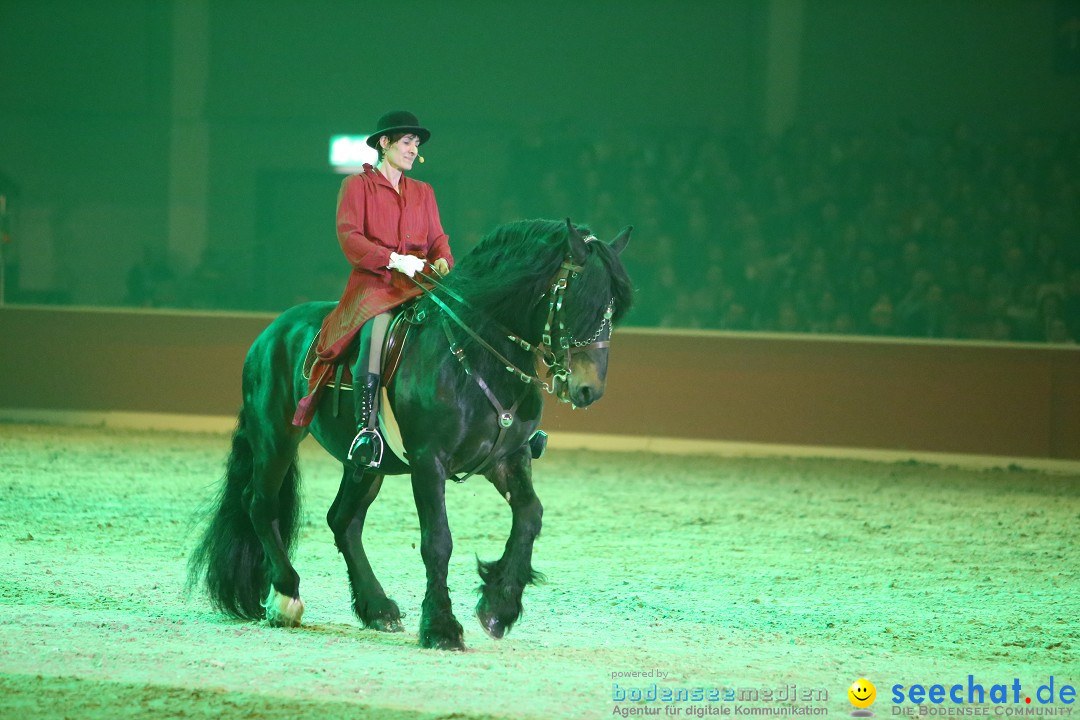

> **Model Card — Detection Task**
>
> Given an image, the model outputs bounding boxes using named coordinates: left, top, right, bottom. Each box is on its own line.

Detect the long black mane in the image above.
left=441, top=219, right=633, bottom=341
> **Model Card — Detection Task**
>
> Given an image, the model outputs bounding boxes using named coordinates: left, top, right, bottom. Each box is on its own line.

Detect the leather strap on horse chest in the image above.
left=440, top=316, right=527, bottom=483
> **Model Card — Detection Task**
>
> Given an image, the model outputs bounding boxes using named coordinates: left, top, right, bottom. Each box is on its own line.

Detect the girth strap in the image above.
left=332, top=363, right=346, bottom=417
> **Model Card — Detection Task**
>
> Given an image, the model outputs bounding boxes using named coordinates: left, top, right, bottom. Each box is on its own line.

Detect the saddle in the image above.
left=302, top=306, right=412, bottom=393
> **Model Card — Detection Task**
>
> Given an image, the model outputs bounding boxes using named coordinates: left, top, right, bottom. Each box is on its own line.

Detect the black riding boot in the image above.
left=348, top=372, right=385, bottom=467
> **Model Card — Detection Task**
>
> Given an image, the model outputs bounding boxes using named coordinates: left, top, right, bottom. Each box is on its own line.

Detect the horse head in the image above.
left=432, top=217, right=633, bottom=410
left=555, top=219, right=633, bottom=408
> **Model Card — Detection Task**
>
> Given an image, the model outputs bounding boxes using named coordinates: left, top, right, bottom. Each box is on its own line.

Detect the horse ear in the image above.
left=610, top=225, right=633, bottom=255
left=565, top=217, right=588, bottom=263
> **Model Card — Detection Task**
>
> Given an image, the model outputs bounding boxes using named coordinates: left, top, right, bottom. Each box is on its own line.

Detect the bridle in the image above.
left=508, top=246, right=615, bottom=401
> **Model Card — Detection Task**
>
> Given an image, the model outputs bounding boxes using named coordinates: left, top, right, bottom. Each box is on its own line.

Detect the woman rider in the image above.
left=293, top=110, right=453, bottom=466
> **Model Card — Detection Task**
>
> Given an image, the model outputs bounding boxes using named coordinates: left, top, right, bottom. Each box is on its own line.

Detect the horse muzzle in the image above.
left=562, top=372, right=605, bottom=408
left=560, top=349, right=610, bottom=408
left=570, top=382, right=603, bottom=408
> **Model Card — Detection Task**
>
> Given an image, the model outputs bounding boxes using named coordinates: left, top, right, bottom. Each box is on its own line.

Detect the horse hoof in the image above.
left=476, top=607, right=506, bottom=639
left=421, top=633, right=467, bottom=651
left=367, top=617, right=404, bottom=633
left=419, top=617, right=466, bottom=651
left=359, top=597, right=403, bottom=633
left=476, top=596, right=518, bottom=639
left=263, top=588, right=304, bottom=627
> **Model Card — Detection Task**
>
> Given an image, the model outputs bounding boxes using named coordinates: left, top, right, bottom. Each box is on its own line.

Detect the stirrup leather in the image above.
left=348, top=427, right=385, bottom=468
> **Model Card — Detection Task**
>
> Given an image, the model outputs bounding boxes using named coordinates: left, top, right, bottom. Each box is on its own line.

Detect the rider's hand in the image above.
left=432, top=257, right=449, bottom=276
left=388, top=252, right=425, bottom=277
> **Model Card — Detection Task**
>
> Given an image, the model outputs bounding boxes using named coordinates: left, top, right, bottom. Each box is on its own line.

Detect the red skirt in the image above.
left=292, top=276, right=422, bottom=427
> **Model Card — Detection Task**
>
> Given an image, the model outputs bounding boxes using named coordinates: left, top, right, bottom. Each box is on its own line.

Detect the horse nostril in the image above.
left=579, top=386, right=593, bottom=405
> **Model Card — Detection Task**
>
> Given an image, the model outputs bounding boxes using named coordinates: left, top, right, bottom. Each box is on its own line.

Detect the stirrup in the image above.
left=528, top=430, right=548, bottom=460
left=348, top=428, right=385, bottom=468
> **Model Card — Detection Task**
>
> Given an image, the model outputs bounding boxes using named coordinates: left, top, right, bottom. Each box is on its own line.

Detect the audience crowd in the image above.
left=497, top=122, right=1080, bottom=344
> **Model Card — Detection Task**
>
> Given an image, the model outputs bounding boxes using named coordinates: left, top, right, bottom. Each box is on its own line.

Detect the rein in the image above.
left=408, top=271, right=560, bottom=394
left=408, top=249, right=613, bottom=401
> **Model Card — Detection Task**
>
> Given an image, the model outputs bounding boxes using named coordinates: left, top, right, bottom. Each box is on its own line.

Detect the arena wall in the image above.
left=2, top=306, right=1078, bottom=460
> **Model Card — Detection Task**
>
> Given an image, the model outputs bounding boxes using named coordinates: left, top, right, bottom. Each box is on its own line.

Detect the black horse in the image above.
left=188, top=218, right=632, bottom=649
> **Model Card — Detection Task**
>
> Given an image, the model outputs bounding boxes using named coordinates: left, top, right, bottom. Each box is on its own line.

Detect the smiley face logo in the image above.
left=848, top=678, right=876, bottom=709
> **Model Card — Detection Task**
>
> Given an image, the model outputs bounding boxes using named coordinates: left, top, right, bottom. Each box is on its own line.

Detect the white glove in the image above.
left=432, top=257, right=449, bottom=276
left=388, top=252, right=425, bottom=277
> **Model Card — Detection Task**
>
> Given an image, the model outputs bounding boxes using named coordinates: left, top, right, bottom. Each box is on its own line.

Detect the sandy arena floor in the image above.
left=1, top=422, right=1077, bottom=719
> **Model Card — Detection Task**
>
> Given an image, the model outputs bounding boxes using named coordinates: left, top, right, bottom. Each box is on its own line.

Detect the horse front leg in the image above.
left=476, top=447, right=544, bottom=639
left=410, top=461, right=465, bottom=650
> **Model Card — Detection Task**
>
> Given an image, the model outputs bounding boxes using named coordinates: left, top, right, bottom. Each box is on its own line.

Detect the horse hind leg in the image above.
left=188, top=409, right=305, bottom=626
left=247, top=429, right=306, bottom=628
left=476, top=448, right=545, bottom=639
left=326, top=469, right=403, bottom=632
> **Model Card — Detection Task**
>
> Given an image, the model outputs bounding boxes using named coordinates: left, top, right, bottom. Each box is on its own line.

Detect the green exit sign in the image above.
left=329, top=135, right=377, bottom=172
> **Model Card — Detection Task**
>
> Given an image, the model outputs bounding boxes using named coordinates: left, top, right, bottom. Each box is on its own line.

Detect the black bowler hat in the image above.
left=365, top=110, right=430, bottom=149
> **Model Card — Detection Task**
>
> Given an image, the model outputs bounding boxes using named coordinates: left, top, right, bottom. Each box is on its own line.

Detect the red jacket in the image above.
left=293, top=164, right=453, bottom=426
left=320, top=164, right=453, bottom=356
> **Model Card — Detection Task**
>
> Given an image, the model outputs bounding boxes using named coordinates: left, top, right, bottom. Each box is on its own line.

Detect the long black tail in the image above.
left=187, top=411, right=302, bottom=619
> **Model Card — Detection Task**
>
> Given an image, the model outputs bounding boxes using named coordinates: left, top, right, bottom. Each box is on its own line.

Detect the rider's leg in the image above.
left=349, top=314, right=391, bottom=466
